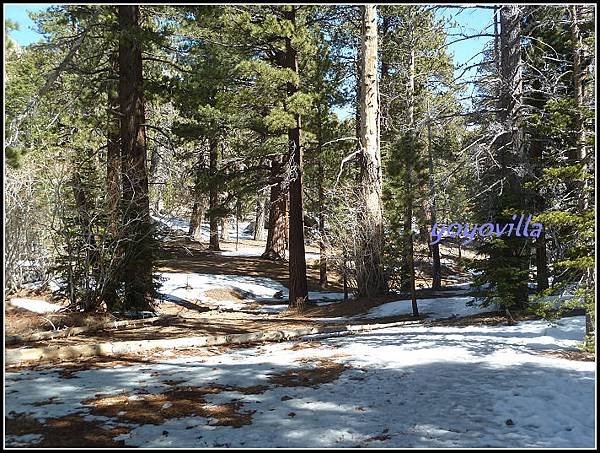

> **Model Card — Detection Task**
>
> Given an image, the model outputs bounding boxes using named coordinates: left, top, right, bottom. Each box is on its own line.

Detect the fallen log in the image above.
left=5, top=316, right=162, bottom=346
left=5, top=318, right=424, bottom=366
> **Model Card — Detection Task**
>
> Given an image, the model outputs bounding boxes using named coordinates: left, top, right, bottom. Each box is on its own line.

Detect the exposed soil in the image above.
left=267, top=358, right=349, bottom=388
left=5, top=412, right=130, bottom=447
left=533, top=349, right=595, bottom=362
left=4, top=303, right=116, bottom=338
left=83, top=385, right=258, bottom=428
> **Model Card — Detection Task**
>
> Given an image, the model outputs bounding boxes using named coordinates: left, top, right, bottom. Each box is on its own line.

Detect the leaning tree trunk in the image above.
left=356, top=5, right=386, bottom=298
left=118, top=5, right=153, bottom=310
left=262, top=155, right=287, bottom=260
left=284, top=7, right=309, bottom=310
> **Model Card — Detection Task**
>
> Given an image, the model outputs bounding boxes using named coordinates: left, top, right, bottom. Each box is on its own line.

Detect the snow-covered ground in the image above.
left=158, top=272, right=349, bottom=313
left=358, top=296, right=498, bottom=321
left=152, top=214, right=261, bottom=242
left=7, top=298, right=64, bottom=314
left=5, top=316, right=594, bottom=448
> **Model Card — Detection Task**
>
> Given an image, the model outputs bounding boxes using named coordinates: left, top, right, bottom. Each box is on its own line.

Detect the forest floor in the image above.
left=4, top=218, right=596, bottom=447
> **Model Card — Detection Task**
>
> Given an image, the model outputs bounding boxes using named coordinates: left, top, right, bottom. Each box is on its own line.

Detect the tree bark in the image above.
left=189, top=197, right=205, bottom=241
left=496, top=5, right=528, bottom=309
left=284, top=6, right=309, bottom=310
left=404, top=43, right=418, bottom=315
left=317, top=123, right=327, bottom=288
left=571, top=5, right=588, bottom=212
left=189, top=149, right=206, bottom=241
left=262, top=155, right=287, bottom=260
left=118, top=5, right=153, bottom=310
left=208, top=137, right=220, bottom=251
left=356, top=5, right=386, bottom=298
left=254, top=191, right=266, bottom=241
left=426, top=119, right=442, bottom=290
left=220, top=216, right=230, bottom=241
left=106, top=57, right=121, bottom=237
left=104, top=54, right=121, bottom=309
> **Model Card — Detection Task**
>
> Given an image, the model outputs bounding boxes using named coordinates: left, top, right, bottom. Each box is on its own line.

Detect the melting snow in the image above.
left=7, top=298, right=64, bottom=314
left=5, top=316, right=594, bottom=448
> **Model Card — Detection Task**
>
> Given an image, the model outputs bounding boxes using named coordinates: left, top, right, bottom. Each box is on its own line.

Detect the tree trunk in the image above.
left=426, top=119, right=442, bottom=289
left=119, top=5, right=153, bottom=311
left=535, top=231, right=549, bottom=292
left=220, top=216, right=230, bottom=241
left=104, top=55, right=121, bottom=309
left=571, top=5, right=588, bottom=212
left=106, top=57, right=121, bottom=237
left=403, top=44, right=418, bottom=316
left=284, top=7, right=308, bottom=310
left=189, top=149, right=205, bottom=241
left=208, top=137, right=220, bottom=251
left=496, top=5, right=528, bottom=309
left=254, top=191, right=266, bottom=241
left=317, top=147, right=327, bottom=288
left=188, top=197, right=205, bottom=241
left=356, top=5, right=386, bottom=298
left=262, top=155, right=287, bottom=260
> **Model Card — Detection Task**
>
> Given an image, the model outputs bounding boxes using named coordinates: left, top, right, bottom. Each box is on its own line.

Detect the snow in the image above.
left=219, top=247, right=263, bottom=257
left=152, top=214, right=191, bottom=233
left=359, top=296, right=498, bottom=320
left=5, top=316, right=594, bottom=448
left=158, top=272, right=347, bottom=313
left=7, top=298, right=64, bottom=314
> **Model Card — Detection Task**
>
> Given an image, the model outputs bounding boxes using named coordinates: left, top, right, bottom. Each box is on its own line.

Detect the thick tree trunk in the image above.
left=118, top=5, right=153, bottom=311
left=496, top=5, right=528, bottom=309
left=208, top=138, right=220, bottom=251
left=262, top=156, right=287, bottom=260
left=284, top=7, right=308, bottom=310
left=254, top=191, right=266, bottom=241
left=356, top=5, right=386, bottom=298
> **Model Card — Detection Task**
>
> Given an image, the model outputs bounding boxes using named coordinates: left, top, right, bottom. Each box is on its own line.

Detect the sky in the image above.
left=4, top=4, right=49, bottom=46
left=4, top=4, right=494, bottom=118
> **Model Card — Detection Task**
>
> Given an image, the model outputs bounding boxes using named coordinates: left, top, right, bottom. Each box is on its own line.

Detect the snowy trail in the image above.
left=5, top=316, right=594, bottom=448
